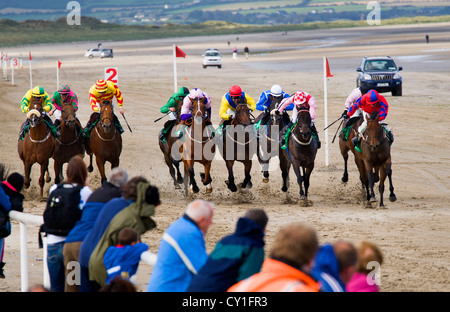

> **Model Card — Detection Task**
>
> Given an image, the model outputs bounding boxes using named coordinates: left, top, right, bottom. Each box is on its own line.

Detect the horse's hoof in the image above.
left=246, top=181, right=253, bottom=189
left=87, top=165, right=93, bottom=172
left=389, top=195, right=397, bottom=202
left=174, top=183, right=181, bottom=190
left=300, top=195, right=307, bottom=200
left=370, top=196, right=377, bottom=202
left=177, top=176, right=184, bottom=184
left=341, top=175, right=348, bottom=183
left=206, top=187, right=212, bottom=194
left=262, top=178, right=269, bottom=183
left=281, top=186, right=288, bottom=192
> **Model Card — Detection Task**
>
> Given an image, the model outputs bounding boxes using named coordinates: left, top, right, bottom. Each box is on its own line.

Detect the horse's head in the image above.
left=191, top=97, right=206, bottom=124
left=60, top=102, right=76, bottom=128
left=295, top=109, right=312, bottom=140
left=365, top=112, right=383, bottom=150
left=234, top=103, right=252, bottom=127
left=99, top=100, right=114, bottom=133
left=268, top=94, right=284, bottom=111
left=27, top=97, right=44, bottom=127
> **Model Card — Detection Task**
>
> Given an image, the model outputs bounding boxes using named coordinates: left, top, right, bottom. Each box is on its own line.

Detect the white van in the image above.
left=202, top=49, right=222, bottom=69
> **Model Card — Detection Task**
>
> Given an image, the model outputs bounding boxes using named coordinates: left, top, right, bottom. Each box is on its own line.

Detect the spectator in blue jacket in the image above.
left=104, top=227, right=148, bottom=285
left=146, top=199, right=214, bottom=292
left=312, top=240, right=357, bottom=292
left=187, top=208, right=268, bottom=292
left=63, top=167, right=128, bottom=292
left=78, top=176, right=147, bottom=292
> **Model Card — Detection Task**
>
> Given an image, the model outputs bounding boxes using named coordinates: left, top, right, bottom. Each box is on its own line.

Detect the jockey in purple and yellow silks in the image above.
left=84, top=79, right=124, bottom=136
left=19, top=86, right=59, bottom=139
left=50, top=84, right=82, bottom=132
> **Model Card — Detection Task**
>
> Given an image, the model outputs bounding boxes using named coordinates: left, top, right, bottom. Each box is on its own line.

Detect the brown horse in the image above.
left=279, top=109, right=318, bottom=199
left=255, top=96, right=290, bottom=183
left=52, top=102, right=85, bottom=184
left=360, top=112, right=396, bottom=207
left=219, top=103, right=257, bottom=192
left=18, top=98, right=55, bottom=200
left=86, top=100, right=122, bottom=182
left=339, top=115, right=364, bottom=183
left=159, top=100, right=184, bottom=189
left=177, top=97, right=215, bottom=194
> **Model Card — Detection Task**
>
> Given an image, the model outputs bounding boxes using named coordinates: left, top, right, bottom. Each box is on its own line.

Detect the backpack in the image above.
left=40, top=183, right=83, bottom=237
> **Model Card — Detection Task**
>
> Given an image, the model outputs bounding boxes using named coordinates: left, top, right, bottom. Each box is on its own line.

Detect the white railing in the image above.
left=9, top=210, right=157, bottom=292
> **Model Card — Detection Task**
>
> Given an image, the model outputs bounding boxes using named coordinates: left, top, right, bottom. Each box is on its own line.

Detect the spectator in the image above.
left=78, top=176, right=148, bottom=292
left=312, top=240, right=357, bottom=292
left=64, top=167, right=129, bottom=292
left=146, top=199, right=214, bottom=292
left=228, top=222, right=320, bottom=292
left=99, top=275, right=137, bottom=292
left=346, top=240, right=384, bottom=292
left=43, top=155, right=93, bottom=292
left=103, top=227, right=149, bottom=285
left=89, top=182, right=160, bottom=288
left=233, top=47, right=238, bottom=59
left=187, top=209, right=268, bottom=292
left=244, top=46, right=249, bottom=59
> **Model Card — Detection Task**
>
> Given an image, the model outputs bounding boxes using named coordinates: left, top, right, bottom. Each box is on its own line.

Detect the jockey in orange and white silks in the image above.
left=85, top=79, right=124, bottom=135
left=278, top=90, right=321, bottom=149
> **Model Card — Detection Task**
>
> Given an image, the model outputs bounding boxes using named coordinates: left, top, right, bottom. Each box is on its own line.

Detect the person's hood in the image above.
left=234, top=217, right=265, bottom=241
left=312, top=244, right=341, bottom=281
left=130, top=182, right=157, bottom=231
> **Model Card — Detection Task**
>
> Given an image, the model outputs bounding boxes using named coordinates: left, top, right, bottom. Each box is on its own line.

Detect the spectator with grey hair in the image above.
left=146, top=199, right=214, bottom=292
left=64, top=167, right=129, bottom=292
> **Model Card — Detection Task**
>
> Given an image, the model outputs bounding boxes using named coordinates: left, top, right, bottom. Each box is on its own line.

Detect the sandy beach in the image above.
left=0, top=22, right=449, bottom=292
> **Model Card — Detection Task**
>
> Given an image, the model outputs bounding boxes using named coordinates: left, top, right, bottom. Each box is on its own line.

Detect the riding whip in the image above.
left=324, top=116, right=343, bottom=131
left=154, top=112, right=170, bottom=123
left=122, top=113, right=132, bottom=133
left=332, top=119, right=345, bottom=144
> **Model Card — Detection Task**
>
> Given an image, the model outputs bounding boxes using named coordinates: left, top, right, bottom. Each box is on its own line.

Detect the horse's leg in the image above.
left=225, top=160, right=237, bottom=192
left=188, top=160, right=199, bottom=194
left=378, top=166, right=387, bottom=208
left=54, top=161, right=62, bottom=185
left=386, top=160, right=396, bottom=202
left=292, top=163, right=305, bottom=199
left=303, top=164, right=314, bottom=199
left=200, top=161, right=213, bottom=193
left=95, top=156, right=107, bottom=183
left=173, top=160, right=184, bottom=184
left=23, top=160, right=32, bottom=189
left=257, top=138, right=270, bottom=183
left=45, top=166, right=51, bottom=183
left=241, top=160, right=253, bottom=189
left=87, top=154, right=94, bottom=172
left=366, top=164, right=377, bottom=202
left=339, top=139, right=349, bottom=183
left=39, top=161, right=49, bottom=200
left=279, top=151, right=290, bottom=192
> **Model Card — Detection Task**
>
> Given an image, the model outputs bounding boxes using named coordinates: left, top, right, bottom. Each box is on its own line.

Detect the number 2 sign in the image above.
left=104, top=67, right=118, bottom=84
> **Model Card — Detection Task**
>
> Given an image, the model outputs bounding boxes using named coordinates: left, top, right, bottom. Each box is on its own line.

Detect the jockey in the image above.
left=255, top=84, right=292, bottom=128
left=159, top=86, right=190, bottom=142
left=348, top=89, right=393, bottom=147
left=49, top=84, right=83, bottom=133
left=219, top=85, right=256, bottom=130
left=84, top=79, right=125, bottom=136
left=19, top=86, right=59, bottom=139
left=338, top=86, right=369, bottom=141
left=278, top=90, right=321, bottom=149
left=176, top=88, right=212, bottom=139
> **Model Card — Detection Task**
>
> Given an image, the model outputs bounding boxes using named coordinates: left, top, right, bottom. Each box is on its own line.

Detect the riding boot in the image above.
left=19, top=119, right=30, bottom=139
left=311, top=122, right=321, bottom=149
left=352, top=133, right=361, bottom=147
left=84, top=121, right=93, bottom=137
left=0, top=261, right=5, bottom=278
left=43, top=115, right=60, bottom=138
left=280, top=121, right=293, bottom=149
left=176, top=124, right=187, bottom=139
left=53, top=119, right=61, bottom=130
left=113, top=114, right=125, bottom=134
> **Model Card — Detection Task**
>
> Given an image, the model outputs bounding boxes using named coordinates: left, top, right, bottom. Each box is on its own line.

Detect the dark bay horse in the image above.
left=159, top=100, right=184, bottom=189
left=220, top=103, right=257, bottom=192
left=18, top=98, right=55, bottom=200
left=255, top=97, right=290, bottom=183
left=280, top=109, right=318, bottom=200
left=339, top=115, right=364, bottom=183
left=53, top=102, right=85, bottom=184
left=177, top=97, right=215, bottom=194
left=86, top=100, right=122, bottom=182
left=360, top=112, right=396, bottom=207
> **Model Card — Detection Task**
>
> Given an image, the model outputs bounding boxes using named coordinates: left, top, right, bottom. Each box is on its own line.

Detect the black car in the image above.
left=356, top=56, right=403, bottom=96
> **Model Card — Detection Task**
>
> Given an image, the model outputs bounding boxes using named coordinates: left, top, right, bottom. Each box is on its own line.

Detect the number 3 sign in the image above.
left=104, top=67, right=118, bottom=84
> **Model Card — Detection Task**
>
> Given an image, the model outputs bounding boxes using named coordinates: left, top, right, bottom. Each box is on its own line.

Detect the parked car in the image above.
left=85, top=48, right=114, bottom=59
left=356, top=56, right=402, bottom=96
left=202, top=49, right=222, bottom=68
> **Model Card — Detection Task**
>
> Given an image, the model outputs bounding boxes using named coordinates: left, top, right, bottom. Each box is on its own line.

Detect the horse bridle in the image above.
left=291, top=109, right=313, bottom=146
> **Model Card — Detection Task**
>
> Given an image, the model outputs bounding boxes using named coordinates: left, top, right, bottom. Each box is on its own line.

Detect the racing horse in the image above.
left=279, top=108, right=318, bottom=200
left=219, top=103, right=257, bottom=192
left=18, top=98, right=55, bottom=200
left=52, top=102, right=85, bottom=184
left=255, top=96, right=290, bottom=183
left=339, top=115, right=364, bottom=183
left=158, top=99, right=185, bottom=189
left=86, top=100, right=122, bottom=182
left=360, top=112, right=396, bottom=207
left=177, top=97, right=215, bottom=194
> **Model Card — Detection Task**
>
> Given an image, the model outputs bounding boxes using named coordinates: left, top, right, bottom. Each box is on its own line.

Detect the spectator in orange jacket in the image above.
left=227, top=222, right=320, bottom=292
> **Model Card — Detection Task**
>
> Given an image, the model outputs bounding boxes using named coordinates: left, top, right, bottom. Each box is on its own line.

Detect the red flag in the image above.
left=58, top=61, right=62, bottom=69
left=29, top=51, right=32, bottom=61
left=326, top=57, right=333, bottom=78
left=175, top=46, right=186, bottom=58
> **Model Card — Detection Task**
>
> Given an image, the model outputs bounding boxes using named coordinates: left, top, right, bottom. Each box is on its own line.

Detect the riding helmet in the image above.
left=366, top=89, right=380, bottom=106
left=32, top=86, right=45, bottom=97
left=58, top=84, right=71, bottom=94
left=95, top=79, right=108, bottom=92
left=229, top=85, right=242, bottom=97
left=270, top=84, right=282, bottom=97
left=293, top=91, right=306, bottom=105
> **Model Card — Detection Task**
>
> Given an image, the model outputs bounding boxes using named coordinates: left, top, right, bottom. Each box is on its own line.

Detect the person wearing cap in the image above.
left=19, top=86, right=59, bottom=139
left=158, top=87, right=190, bottom=143
left=176, top=88, right=213, bottom=139
left=219, top=85, right=256, bottom=129
left=84, top=79, right=125, bottom=137
left=277, top=90, right=321, bottom=149
left=50, top=84, right=83, bottom=134
left=348, top=89, right=393, bottom=147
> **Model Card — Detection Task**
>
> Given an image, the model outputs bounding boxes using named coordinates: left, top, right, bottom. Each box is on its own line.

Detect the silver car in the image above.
left=85, top=48, right=113, bottom=59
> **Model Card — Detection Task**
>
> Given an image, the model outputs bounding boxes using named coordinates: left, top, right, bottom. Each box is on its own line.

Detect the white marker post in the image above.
left=323, top=56, right=329, bottom=166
